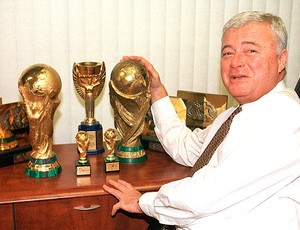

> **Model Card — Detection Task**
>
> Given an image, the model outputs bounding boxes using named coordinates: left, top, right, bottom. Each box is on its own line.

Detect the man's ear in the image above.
left=278, top=49, right=288, bottom=74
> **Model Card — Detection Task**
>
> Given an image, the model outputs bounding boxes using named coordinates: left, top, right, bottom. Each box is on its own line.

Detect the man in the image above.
left=103, top=11, right=300, bottom=230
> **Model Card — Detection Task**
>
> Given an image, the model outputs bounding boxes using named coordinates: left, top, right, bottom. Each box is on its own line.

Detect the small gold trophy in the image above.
left=18, top=64, right=62, bottom=178
left=109, top=60, right=151, bottom=164
left=104, top=128, right=120, bottom=172
left=75, top=131, right=91, bottom=176
left=73, top=62, right=106, bottom=155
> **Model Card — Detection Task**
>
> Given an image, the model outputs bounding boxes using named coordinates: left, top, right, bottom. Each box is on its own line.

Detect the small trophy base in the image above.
left=104, top=155, right=120, bottom=172
left=116, top=145, right=147, bottom=164
left=78, top=122, right=104, bottom=155
left=75, top=160, right=91, bottom=176
left=26, top=154, right=62, bottom=178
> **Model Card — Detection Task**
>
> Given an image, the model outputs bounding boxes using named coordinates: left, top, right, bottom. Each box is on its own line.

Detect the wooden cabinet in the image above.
left=0, top=204, right=14, bottom=230
left=0, top=144, right=189, bottom=229
left=14, top=196, right=149, bottom=230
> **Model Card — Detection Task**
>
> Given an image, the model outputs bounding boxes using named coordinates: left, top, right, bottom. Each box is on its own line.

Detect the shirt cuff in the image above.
left=151, top=96, right=178, bottom=124
left=138, top=192, right=159, bottom=218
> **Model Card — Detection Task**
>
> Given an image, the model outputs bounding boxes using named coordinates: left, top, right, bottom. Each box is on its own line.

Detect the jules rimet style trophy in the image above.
left=73, top=61, right=106, bottom=154
left=18, top=64, right=62, bottom=178
left=109, top=60, right=151, bottom=163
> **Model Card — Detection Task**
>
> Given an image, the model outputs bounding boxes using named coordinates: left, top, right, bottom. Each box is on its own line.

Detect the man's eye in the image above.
left=248, top=49, right=257, bottom=54
left=222, top=52, right=233, bottom=57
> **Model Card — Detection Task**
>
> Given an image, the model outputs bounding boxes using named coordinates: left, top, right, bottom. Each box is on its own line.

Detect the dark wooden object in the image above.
left=0, top=144, right=189, bottom=230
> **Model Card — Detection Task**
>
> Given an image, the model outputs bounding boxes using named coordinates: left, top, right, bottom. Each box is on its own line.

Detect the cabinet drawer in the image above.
left=14, top=195, right=149, bottom=230
left=0, top=204, right=14, bottom=230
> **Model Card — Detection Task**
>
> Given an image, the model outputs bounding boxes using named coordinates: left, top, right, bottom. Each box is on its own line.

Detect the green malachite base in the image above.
left=25, top=167, right=62, bottom=178
left=116, top=145, right=147, bottom=164
left=117, top=155, right=147, bottom=164
left=25, top=154, right=62, bottom=178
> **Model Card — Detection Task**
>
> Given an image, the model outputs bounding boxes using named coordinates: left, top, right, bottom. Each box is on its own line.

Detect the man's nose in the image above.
left=230, top=53, right=245, bottom=69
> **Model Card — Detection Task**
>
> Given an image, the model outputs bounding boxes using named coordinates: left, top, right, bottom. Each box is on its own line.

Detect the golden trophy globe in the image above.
left=18, top=64, right=62, bottom=178
left=73, top=61, right=106, bottom=155
left=109, top=60, right=151, bottom=163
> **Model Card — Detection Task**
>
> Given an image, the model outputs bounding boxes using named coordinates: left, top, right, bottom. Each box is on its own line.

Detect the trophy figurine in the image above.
left=75, top=131, right=91, bottom=176
left=73, top=61, right=106, bottom=154
left=18, top=64, right=62, bottom=178
left=104, top=128, right=120, bottom=172
left=109, top=60, right=151, bottom=164
left=0, top=102, right=28, bottom=151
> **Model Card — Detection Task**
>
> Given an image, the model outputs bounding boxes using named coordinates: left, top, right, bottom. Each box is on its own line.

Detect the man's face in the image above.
left=221, top=22, right=287, bottom=104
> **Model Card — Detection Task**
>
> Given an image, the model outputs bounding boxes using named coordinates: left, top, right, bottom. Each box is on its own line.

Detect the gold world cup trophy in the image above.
left=104, top=128, right=120, bottom=172
left=18, top=64, right=62, bottom=178
left=75, top=130, right=91, bottom=176
left=109, top=60, right=151, bottom=163
left=73, top=62, right=106, bottom=154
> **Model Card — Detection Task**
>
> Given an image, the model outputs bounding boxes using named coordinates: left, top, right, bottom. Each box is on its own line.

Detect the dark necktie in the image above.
left=189, top=106, right=242, bottom=176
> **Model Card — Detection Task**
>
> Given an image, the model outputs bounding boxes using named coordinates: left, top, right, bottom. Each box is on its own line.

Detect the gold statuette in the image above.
left=104, top=128, right=120, bottom=172
left=73, top=61, right=106, bottom=154
left=75, top=131, right=91, bottom=176
left=18, top=64, right=62, bottom=178
left=109, top=60, right=151, bottom=164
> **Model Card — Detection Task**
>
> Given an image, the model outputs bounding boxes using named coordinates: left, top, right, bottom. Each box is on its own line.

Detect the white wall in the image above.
left=0, top=0, right=299, bottom=144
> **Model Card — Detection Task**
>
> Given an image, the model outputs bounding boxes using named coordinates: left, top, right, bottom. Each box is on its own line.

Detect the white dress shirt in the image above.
left=139, top=81, right=300, bottom=230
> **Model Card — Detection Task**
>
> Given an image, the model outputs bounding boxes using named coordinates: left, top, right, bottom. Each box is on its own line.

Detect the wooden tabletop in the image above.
left=0, top=144, right=190, bottom=204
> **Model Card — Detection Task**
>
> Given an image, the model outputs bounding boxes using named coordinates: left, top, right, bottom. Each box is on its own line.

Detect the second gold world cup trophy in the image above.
left=73, top=62, right=106, bottom=154
left=109, top=60, right=151, bottom=163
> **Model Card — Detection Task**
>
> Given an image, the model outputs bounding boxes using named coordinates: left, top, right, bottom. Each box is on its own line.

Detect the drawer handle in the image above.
left=74, top=204, right=101, bottom=211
